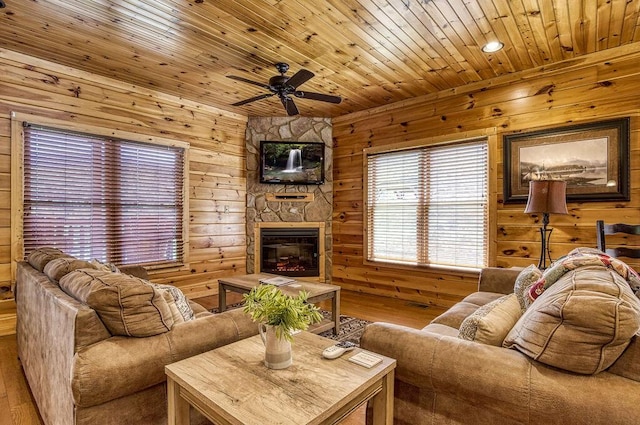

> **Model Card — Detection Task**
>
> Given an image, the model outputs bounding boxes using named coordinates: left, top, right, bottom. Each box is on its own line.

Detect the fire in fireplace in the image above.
left=260, top=227, right=320, bottom=277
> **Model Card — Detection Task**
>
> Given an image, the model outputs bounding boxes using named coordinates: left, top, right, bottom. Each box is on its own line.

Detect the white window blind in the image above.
left=367, top=140, right=488, bottom=269
left=23, top=124, right=185, bottom=268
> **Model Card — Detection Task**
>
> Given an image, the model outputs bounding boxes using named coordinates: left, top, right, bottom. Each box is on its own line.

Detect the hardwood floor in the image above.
left=0, top=336, right=43, bottom=425
left=0, top=290, right=442, bottom=425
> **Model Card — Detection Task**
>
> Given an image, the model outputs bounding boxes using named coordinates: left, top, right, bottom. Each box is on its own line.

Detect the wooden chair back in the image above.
left=596, top=220, right=640, bottom=259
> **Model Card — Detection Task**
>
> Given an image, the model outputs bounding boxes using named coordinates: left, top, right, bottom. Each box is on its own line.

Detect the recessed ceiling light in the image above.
left=482, top=41, right=504, bottom=53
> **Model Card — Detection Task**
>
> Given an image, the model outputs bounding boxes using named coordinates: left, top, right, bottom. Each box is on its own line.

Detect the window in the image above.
left=22, top=124, right=186, bottom=268
left=366, top=139, right=488, bottom=269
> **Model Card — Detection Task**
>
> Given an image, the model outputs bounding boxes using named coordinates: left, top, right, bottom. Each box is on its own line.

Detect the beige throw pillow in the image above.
left=59, top=269, right=174, bottom=337
left=503, top=266, right=640, bottom=374
left=458, top=294, right=523, bottom=346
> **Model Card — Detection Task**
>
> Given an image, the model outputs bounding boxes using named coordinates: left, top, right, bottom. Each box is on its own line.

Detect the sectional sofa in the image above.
left=16, top=247, right=258, bottom=425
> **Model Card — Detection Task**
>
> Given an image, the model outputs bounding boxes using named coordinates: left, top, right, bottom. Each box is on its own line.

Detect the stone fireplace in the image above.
left=245, top=116, right=332, bottom=283
left=254, top=222, right=326, bottom=279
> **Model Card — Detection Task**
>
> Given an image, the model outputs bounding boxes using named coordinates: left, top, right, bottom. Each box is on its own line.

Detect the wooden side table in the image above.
left=166, top=332, right=396, bottom=425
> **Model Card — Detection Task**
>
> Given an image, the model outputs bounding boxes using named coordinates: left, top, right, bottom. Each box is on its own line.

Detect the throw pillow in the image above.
left=27, top=247, right=72, bottom=272
left=160, top=290, right=186, bottom=325
left=149, top=283, right=195, bottom=322
left=513, top=264, right=543, bottom=311
left=59, top=269, right=174, bottom=337
left=43, top=257, right=95, bottom=282
left=503, top=266, right=640, bottom=374
left=458, top=294, right=523, bottom=346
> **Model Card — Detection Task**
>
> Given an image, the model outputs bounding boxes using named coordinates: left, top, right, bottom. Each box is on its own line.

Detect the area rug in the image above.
left=211, top=303, right=371, bottom=346
left=317, top=310, right=372, bottom=346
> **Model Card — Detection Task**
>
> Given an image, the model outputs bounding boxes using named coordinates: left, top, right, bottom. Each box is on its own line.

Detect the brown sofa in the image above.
left=16, top=250, right=258, bottom=425
left=361, top=262, right=640, bottom=425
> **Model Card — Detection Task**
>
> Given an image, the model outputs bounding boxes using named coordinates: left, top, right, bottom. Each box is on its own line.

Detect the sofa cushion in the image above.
left=458, top=293, right=522, bottom=346
left=27, top=247, right=72, bottom=272
left=59, top=269, right=174, bottom=337
left=503, top=266, right=640, bottom=374
left=430, top=293, right=504, bottom=329
left=513, top=264, right=542, bottom=311
left=422, top=323, right=460, bottom=337
left=189, top=299, right=209, bottom=316
left=43, top=257, right=95, bottom=282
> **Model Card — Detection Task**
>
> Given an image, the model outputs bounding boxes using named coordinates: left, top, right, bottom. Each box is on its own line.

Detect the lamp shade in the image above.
left=524, top=180, right=568, bottom=214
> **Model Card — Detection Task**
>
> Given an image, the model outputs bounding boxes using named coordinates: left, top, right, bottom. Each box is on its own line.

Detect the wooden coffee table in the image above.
left=165, top=332, right=396, bottom=425
left=218, top=273, right=341, bottom=335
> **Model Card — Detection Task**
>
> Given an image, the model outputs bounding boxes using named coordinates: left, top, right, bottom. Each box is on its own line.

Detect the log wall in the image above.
left=0, top=49, right=249, bottom=300
left=332, top=43, right=640, bottom=309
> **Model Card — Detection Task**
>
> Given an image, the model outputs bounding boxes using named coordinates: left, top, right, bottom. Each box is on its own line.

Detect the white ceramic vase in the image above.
left=259, top=324, right=292, bottom=369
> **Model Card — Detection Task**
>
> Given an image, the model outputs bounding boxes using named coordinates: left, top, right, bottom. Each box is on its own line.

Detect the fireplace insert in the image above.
left=260, top=227, right=320, bottom=277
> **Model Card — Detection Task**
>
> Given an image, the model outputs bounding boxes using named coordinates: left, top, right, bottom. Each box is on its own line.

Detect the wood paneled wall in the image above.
left=332, top=43, right=640, bottom=309
left=0, top=49, right=248, bottom=299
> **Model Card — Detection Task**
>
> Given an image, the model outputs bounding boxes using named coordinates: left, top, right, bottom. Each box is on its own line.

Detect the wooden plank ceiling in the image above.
left=0, top=0, right=639, bottom=117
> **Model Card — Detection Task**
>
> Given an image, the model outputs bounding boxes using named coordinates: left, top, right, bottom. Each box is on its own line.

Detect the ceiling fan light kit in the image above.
left=227, top=63, right=342, bottom=116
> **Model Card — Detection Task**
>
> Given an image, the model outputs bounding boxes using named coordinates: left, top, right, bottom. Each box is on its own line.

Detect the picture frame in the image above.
left=503, top=117, right=630, bottom=203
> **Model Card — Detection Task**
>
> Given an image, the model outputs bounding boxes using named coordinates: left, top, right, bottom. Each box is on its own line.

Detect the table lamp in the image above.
left=524, top=180, right=568, bottom=269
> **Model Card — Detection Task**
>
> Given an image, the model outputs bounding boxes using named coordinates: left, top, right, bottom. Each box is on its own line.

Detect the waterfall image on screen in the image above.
left=260, top=141, right=325, bottom=184
left=283, top=149, right=303, bottom=173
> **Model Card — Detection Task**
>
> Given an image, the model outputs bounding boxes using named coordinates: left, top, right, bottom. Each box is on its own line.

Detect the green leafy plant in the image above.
left=243, top=285, right=323, bottom=341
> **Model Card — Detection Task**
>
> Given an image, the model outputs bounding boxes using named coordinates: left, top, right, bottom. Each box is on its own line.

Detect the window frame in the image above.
left=363, top=131, right=497, bottom=272
left=10, top=112, right=190, bottom=281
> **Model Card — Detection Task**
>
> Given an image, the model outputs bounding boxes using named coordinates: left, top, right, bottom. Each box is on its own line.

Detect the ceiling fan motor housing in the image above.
left=268, top=75, right=290, bottom=90
left=227, top=61, right=341, bottom=115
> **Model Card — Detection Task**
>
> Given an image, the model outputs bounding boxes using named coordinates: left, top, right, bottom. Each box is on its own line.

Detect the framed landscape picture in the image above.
left=503, top=117, right=630, bottom=203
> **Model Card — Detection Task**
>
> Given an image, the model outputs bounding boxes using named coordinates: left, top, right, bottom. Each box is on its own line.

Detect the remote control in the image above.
left=322, top=341, right=357, bottom=359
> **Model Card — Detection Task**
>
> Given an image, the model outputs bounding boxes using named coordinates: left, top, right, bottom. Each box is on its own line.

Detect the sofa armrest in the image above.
left=477, top=267, right=522, bottom=294
left=16, top=263, right=77, bottom=424
left=119, top=265, right=148, bottom=280
left=166, top=307, right=259, bottom=361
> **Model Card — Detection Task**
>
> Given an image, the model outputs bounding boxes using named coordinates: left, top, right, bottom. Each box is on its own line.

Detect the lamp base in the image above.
left=537, top=220, right=554, bottom=270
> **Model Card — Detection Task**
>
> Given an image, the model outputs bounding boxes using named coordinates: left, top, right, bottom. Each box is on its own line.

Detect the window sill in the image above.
left=363, top=259, right=481, bottom=278
left=145, top=263, right=190, bottom=275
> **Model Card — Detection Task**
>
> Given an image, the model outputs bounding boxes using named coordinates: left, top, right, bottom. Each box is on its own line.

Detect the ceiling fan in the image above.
left=227, top=62, right=342, bottom=116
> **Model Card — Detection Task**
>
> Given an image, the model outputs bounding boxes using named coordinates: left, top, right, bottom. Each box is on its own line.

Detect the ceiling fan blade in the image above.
left=294, top=91, right=342, bottom=104
left=232, top=93, right=274, bottom=106
left=285, top=69, right=314, bottom=89
left=226, top=75, right=271, bottom=90
left=281, top=96, right=299, bottom=116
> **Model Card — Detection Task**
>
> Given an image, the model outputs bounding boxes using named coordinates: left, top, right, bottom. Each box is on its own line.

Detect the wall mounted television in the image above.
left=260, top=141, right=325, bottom=185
